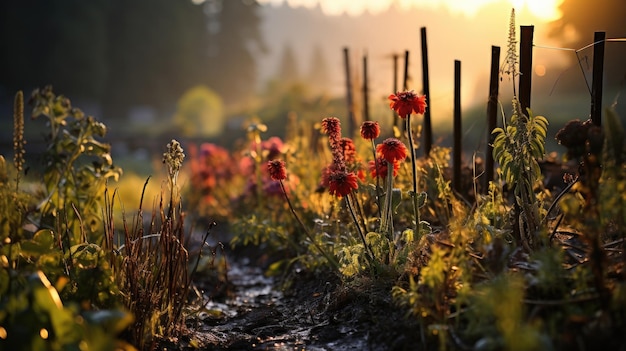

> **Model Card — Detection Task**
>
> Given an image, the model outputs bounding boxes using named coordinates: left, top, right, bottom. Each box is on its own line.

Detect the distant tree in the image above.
left=103, top=0, right=209, bottom=119
left=0, top=0, right=110, bottom=100
left=307, top=44, right=331, bottom=95
left=0, top=0, right=267, bottom=121
left=205, top=0, right=266, bottom=107
left=549, top=0, right=626, bottom=92
left=173, top=85, right=224, bottom=137
left=277, top=43, right=300, bottom=85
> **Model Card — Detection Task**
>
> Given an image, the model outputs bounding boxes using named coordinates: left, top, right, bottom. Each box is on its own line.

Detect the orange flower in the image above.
left=377, top=138, right=408, bottom=163
left=328, top=170, right=359, bottom=197
left=369, top=157, right=399, bottom=179
left=360, top=121, right=380, bottom=140
left=388, top=90, right=427, bottom=117
left=267, top=160, right=287, bottom=181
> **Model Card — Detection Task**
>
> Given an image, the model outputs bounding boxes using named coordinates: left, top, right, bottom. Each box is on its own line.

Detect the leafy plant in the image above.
left=491, top=10, right=549, bottom=251
left=29, top=85, right=122, bottom=243
left=1, top=89, right=133, bottom=350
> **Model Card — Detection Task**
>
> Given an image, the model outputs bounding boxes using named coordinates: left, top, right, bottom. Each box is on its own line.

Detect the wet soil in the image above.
left=160, top=245, right=422, bottom=351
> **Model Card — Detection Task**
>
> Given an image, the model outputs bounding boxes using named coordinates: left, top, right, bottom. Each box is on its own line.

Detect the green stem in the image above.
left=406, top=115, right=421, bottom=240
left=347, top=193, right=375, bottom=264
left=371, top=140, right=382, bottom=219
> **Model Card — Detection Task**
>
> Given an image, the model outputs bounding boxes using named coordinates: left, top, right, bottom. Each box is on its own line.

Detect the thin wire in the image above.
left=531, top=38, right=626, bottom=97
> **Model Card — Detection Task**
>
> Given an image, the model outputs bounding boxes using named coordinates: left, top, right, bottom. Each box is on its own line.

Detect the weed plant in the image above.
left=1, top=87, right=206, bottom=351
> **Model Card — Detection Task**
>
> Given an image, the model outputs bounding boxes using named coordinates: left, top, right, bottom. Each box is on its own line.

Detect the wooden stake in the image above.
left=392, top=53, right=400, bottom=134
left=402, top=50, right=410, bottom=133
left=591, top=31, right=605, bottom=126
left=453, top=60, right=462, bottom=195
left=363, top=53, right=370, bottom=122
left=485, top=46, right=501, bottom=192
left=519, top=25, right=534, bottom=113
left=421, top=27, right=432, bottom=157
left=343, top=47, right=355, bottom=135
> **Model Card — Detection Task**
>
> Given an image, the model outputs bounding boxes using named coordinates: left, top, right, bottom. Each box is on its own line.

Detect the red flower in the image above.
left=377, top=138, right=408, bottom=163
left=339, top=137, right=357, bottom=163
left=321, top=117, right=342, bottom=139
left=360, top=121, right=380, bottom=140
left=328, top=170, right=359, bottom=197
left=267, top=160, right=287, bottom=181
left=388, top=90, right=427, bottom=117
left=369, top=157, right=400, bottom=179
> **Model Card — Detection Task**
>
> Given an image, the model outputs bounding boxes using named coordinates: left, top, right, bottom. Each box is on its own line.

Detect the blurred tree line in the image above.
left=0, top=0, right=264, bottom=120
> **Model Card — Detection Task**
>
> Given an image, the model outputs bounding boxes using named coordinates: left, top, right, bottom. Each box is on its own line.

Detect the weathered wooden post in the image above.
left=402, top=50, right=410, bottom=133
left=403, top=50, right=409, bottom=91
left=485, top=46, right=501, bottom=192
left=363, top=53, right=370, bottom=122
left=519, top=25, right=534, bottom=113
left=343, top=47, right=355, bottom=134
left=453, top=60, right=462, bottom=195
left=392, top=53, right=400, bottom=134
left=421, top=27, right=433, bottom=158
left=590, top=31, right=606, bottom=126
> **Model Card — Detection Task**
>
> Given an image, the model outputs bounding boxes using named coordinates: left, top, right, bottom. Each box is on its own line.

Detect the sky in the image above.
left=258, top=0, right=563, bottom=20
left=257, top=0, right=574, bottom=126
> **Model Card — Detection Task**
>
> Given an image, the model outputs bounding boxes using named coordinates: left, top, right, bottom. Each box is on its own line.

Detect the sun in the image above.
left=510, top=0, right=563, bottom=21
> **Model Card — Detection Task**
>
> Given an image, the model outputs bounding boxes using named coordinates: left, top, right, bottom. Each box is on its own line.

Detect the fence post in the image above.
left=363, top=53, right=370, bottom=122
left=485, top=46, right=501, bottom=192
left=519, top=25, right=534, bottom=113
left=421, top=27, right=432, bottom=157
left=343, top=47, right=355, bottom=135
left=392, top=53, right=400, bottom=135
left=402, top=50, right=410, bottom=133
left=453, top=60, right=462, bottom=195
left=590, top=31, right=605, bottom=126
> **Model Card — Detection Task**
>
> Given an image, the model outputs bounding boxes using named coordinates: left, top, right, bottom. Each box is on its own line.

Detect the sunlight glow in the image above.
left=258, top=0, right=563, bottom=20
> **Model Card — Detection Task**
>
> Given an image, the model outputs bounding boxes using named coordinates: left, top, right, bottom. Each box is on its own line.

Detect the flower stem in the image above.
left=347, top=193, right=375, bottom=264
left=371, top=140, right=382, bottom=219
left=279, top=180, right=339, bottom=271
left=406, top=114, right=421, bottom=239
left=379, top=161, right=395, bottom=241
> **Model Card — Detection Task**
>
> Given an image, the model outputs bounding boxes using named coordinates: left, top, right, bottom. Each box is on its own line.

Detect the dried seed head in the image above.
left=163, top=139, right=185, bottom=179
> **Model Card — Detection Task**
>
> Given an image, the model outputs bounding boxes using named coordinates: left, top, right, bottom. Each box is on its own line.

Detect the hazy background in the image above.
left=1, top=0, right=624, bottom=158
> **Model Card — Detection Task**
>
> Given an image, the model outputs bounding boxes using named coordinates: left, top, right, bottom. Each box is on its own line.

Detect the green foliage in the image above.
left=0, top=271, right=133, bottom=351
left=598, top=109, right=626, bottom=231
left=465, top=274, right=550, bottom=351
left=30, top=86, right=121, bottom=243
left=173, top=85, right=224, bottom=137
